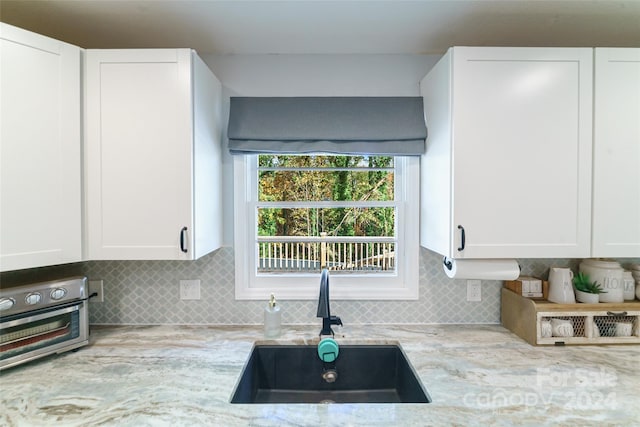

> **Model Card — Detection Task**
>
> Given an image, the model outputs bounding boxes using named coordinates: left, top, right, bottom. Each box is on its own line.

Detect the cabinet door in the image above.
left=85, top=49, right=194, bottom=260
left=592, top=48, right=640, bottom=257
left=0, top=24, right=82, bottom=271
left=451, top=47, right=593, bottom=258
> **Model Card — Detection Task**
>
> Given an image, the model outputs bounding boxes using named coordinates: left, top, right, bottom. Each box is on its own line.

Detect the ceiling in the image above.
left=1, top=1, right=639, bottom=55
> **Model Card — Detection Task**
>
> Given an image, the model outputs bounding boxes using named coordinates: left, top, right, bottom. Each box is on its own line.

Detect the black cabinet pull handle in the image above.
left=457, top=225, right=465, bottom=252
left=180, top=227, right=188, bottom=253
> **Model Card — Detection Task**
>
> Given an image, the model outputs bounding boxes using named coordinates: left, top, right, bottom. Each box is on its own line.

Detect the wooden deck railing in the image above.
left=257, top=233, right=395, bottom=273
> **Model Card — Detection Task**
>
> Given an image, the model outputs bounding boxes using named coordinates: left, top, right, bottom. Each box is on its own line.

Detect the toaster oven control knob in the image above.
left=50, top=288, right=67, bottom=300
left=25, top=292, right=42, bottom=305
left=0, top=298, right=15, bottom=311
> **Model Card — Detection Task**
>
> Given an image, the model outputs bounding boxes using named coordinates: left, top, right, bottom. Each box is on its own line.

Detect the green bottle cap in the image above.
left=317, top=338, right=339, bottom=363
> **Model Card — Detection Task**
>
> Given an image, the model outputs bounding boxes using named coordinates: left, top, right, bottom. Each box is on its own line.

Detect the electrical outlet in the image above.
left=180, top=279, right=201, bottom=300
left=467, top=280, right=481, bottom=302
left=88, top=280, right=104, bottom=303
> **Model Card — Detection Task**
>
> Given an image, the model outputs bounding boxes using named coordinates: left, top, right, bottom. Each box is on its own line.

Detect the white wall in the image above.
left=201, top=53, right=441, bottom=246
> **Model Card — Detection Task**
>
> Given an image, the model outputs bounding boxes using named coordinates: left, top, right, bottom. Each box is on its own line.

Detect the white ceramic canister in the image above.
left=634, top=263, right=640, bottom=299
left=622, top=271, right=635, bottom=300
left=579, top=259, right=624, bottom=303
left=631, top=264, right=640, bottom=284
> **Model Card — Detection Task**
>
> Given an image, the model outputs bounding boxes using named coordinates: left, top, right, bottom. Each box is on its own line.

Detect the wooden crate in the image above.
left=504, top=276, right=549, bottom=299
left=501, top=288, right=640, bottom=346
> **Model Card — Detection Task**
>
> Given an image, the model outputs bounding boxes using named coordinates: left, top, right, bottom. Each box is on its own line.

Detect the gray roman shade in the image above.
left=227, top=97, right=427, bottom=155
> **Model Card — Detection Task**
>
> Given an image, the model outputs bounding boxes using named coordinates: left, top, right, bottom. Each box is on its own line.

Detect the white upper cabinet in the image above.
left=84, top=49, right=223, bottom=260
left=592, top=48, right=640, bottom=258
left=420, top=47, right=593, bottom=259
left=0, top=23, right=82, bottom=271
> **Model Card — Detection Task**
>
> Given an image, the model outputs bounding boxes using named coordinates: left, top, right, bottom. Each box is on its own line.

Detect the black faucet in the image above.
left=317, top=268, right=343, bottom=336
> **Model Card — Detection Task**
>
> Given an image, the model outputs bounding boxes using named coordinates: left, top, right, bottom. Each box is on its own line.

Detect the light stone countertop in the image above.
left=0, top=324, right=638, bottom=426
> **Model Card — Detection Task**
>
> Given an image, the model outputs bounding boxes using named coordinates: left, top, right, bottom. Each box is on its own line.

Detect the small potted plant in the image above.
left=572, top=272, right=606, bottom=304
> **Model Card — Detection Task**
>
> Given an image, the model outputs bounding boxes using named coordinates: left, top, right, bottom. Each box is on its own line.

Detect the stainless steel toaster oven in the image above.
left=0, top=276, right=89, bottom=370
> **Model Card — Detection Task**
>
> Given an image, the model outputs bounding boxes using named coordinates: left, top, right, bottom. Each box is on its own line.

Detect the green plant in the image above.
left=573, top=272, right=607, bottom=294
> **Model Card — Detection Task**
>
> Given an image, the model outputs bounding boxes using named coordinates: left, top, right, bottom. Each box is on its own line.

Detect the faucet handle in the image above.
left=331, top=315, right=343, bottom=327
left=319, top=316, right=343, bottom=337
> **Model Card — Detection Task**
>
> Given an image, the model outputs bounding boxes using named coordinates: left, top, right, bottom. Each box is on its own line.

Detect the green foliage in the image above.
left=257, top=155, right=394, bottom=238
left=572, top=272, right=606, bottom=294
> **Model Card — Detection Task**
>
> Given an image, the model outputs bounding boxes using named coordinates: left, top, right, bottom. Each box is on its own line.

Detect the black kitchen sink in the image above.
left=230, top=344, right=431, bottom=404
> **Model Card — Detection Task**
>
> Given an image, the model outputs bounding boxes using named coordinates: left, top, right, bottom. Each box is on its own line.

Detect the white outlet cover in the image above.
left=467, top=280, right=481, bottom=302
left=88, top=280, right=104, bottom=303
left=180, top=279, right=201, bottom=300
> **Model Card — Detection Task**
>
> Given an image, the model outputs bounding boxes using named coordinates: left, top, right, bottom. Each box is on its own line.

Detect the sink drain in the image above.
left=322, top=369, right=338, bottom=383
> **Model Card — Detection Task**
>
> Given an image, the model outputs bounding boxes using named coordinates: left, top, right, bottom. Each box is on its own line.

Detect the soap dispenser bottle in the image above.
left=264, top=294, right=281, bottom=338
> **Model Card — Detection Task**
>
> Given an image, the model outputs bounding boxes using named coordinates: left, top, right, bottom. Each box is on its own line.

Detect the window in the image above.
left=234, top=154, right=419, bottom=300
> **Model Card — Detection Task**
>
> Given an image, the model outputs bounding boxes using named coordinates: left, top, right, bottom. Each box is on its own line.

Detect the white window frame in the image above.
left=233, top=154, right=419, bottom=300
